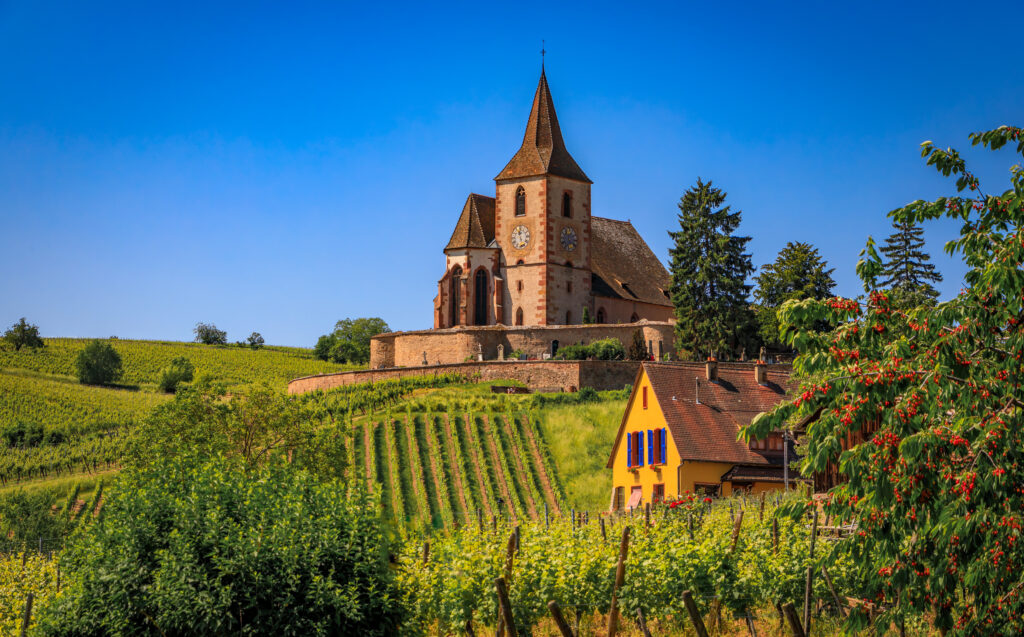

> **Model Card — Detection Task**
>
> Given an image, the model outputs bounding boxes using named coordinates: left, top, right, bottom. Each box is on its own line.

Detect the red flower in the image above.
left=703, top=497, right=712, bottom=504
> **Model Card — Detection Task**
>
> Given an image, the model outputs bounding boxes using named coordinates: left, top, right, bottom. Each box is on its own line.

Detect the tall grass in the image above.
left=535, top=399, right=626, bottom=512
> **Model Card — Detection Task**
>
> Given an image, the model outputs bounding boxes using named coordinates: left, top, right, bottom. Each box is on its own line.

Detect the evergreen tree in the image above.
left=879, top=220, right=943, bottom=307
left=668, top=178, right=755, bottom=359
left=754, top=241, right=835, bottom=349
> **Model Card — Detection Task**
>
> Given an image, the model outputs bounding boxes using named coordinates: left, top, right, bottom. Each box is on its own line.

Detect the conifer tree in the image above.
left=879, top=220, right=943, bottom=307
left=668, top=178, right=756, bottom=359
left=754, top=241, right=835, bottom=349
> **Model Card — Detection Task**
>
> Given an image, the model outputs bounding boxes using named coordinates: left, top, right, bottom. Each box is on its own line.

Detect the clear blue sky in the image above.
left=1, top=1, right=1022, bottom=346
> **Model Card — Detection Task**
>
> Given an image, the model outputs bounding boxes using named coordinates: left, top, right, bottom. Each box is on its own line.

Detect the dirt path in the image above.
left=519, top=415, right=563, bottom=515
left=363, top=422, right=374, bottom=491
left=493, top=414, right=539, bottom=519
left=476, top=414, right=519, bottom=522
left=451, top=413, right=493, bottom=518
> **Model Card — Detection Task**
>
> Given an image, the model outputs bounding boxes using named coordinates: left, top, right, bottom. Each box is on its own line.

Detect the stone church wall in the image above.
left=368, top=321, right=674, bottom=368
left=288, top=359, right=641, bottom=395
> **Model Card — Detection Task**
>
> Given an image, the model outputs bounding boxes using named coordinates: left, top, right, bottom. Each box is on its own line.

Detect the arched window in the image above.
left=474, top=269, right=489, bottom=326
left=562, top=192, right=572, bottom=218
left=515, top=307, right=524, bottom=326
left=449, top=266, right=463, bottom=327
left=565, top=261, right=573, bottom=268
left=515, top=186, right=526, bottom=217
left=630, top=312, right=639, bottom=323
left=596, top=307, right=606, bottom=324
left=565, top=311, right=572, bottom=324
left=516, top=259, right=525, bottom=265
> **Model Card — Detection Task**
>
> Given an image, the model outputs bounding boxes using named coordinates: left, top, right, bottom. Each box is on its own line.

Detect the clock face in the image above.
left=560, top=227, right=578, bottom=252
left=511, top=225, right=530, bottom=249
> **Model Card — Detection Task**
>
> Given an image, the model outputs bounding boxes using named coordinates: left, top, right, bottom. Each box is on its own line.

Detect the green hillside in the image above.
left=0, top=338, right=356, bottom=391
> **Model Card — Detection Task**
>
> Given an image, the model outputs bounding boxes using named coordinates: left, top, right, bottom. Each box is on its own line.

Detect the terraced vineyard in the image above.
left=353, top=411, right=564, bottom=531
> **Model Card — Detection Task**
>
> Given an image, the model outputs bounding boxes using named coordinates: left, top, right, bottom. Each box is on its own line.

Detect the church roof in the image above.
left=445, top=193, right=496, bottom=251
left=590, top=217, right=672, bottom=307
left=495, top=70, right=591, bottom=184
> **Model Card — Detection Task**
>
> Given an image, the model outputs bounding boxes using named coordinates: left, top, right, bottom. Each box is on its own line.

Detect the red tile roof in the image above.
left=445, top=194, right=496, bottom=250
left=591, top=217, right=672, bottom=307
left=607, top=362, right=795, bottom=468
left=495, top=70, right=591, bottom=184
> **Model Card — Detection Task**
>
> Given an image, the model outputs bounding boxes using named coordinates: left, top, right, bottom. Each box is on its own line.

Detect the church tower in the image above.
left=494, top=69, right=593, bottom=326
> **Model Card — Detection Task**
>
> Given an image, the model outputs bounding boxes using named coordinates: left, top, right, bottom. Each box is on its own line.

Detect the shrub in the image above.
left=555, top=343, right=591, bottom=360
left=75, top=340, right=122, bottom=385
left=627, top=328, right=648, bottom=360
left=2, top=420, right=43, bottom=447
left=157, top=356, right=195, bottom=393
left=589, top=337, right=625, bottom=360
left=193, top=322, right=227, bottom=345
left=36, top=455, right=410, bottom=636
left=246, top=332, right=265, bottom=350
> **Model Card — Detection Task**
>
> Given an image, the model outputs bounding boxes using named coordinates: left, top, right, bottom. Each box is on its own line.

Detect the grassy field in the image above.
left=0, top=337, right=357, bottom=391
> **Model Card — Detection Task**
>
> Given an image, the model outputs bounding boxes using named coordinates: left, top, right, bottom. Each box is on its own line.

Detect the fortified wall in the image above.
left=287, top=359, right=642, bottom=395
left=369, top=321, right=675, bottom=369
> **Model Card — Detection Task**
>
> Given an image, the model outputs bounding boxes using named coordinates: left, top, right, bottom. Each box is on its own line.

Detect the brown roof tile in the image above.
left=445, top=194, right=496, bottom=250
left=495, top=70, right=591, bottom=184
left=607, top=363, right=795, bottom=467
left=591, top=217, right=672, bottom=307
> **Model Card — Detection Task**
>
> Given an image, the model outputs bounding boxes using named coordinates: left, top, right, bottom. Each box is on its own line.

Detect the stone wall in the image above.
left=287, top=359, right=642, bottom=395
left=369, top=320, right=675, bottom=368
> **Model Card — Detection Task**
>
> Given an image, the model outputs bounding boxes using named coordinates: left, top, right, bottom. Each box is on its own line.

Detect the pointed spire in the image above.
left=495, top=70, right=591, bottom=183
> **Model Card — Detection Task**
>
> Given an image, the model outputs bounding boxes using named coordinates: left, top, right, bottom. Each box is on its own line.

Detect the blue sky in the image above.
left=1, top=1, right=1022, bottom=346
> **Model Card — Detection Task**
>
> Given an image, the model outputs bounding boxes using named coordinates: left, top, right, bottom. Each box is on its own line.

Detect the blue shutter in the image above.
left=638, top=432, right=644, bottom=466
left=626, top=432, right=632, bottom=467
left=647, top=430, right=654, bottom=465
left=661, top=428, right=667, bottom=464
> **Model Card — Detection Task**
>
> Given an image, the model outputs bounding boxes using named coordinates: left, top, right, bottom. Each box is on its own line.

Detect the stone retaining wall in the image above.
left=287, top=360, right=642, bottom=395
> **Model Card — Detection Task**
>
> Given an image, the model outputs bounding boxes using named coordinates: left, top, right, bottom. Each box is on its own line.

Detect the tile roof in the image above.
left=445, top=194, right=496, bottom=251
left=591, top=217, right=672, bottom=307
left=720, top=464, right=799, bottom=483
left=607, top=362, right=795, bottom=468
left=495, top=70, right=591, bottom=184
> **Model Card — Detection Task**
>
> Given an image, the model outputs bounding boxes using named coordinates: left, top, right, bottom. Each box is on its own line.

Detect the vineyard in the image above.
left=0, top=337, right=356, bottom=391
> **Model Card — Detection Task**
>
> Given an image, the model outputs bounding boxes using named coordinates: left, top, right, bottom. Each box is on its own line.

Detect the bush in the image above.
left=75, top=340, right=122, bottom=385
left=193, top=322, right=227, bottom=345
left=555, top=343, right=591, bottom=360
left=627, top=328, right=648, bottom=360
left=37, top=455, right=410, bottom=636
left=589, top=337, right=625, bottom=360
left=157, top=356, right=195, bottom=393
left=246, top=332, right=265, bottom=350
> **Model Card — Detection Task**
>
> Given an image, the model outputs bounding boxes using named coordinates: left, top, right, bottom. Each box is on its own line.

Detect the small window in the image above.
left=515, top=186, right=526, bottom=217
left=614, top=486, right=625, bottom=511
left=562, top=192, right=572, bottom=218
left=515, top=307, right=524, bottom=326
left=517, top=280, right=523, bottom=292
left=642, top=386, right=648, bottom=410
left=565, top=311, right=572, bottom=324
left=516, top=259, right=525, bottom=265
left=630, top=313, right=639, bottom=323
left=653, top=483, right=665, bottom=504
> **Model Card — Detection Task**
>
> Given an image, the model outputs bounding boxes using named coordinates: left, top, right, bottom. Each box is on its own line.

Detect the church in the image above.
left=434, top=69, right=673, bottom=329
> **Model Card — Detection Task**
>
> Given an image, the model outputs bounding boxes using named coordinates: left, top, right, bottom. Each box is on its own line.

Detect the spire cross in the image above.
left=541, top=40, right=545, bottom=69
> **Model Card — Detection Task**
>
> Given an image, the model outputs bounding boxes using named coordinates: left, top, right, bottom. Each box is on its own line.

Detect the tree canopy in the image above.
left=753, top=241, right=835, bottom=350
left=746, top=125, right=1024, bottom=635
left=314, top=317, right=390, bottom=365
left=75, top=340, right=122, bottom=385
left=2, top=317, right=44, bottom=351
left=668, top=178, right=756, bottom=359
left=193, top=322, right=227, bottom=345
left=879, top=219, right=943, bottom=308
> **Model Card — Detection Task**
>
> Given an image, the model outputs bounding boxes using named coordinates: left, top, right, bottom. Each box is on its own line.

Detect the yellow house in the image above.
left=606, top=360, right=798, bottom=511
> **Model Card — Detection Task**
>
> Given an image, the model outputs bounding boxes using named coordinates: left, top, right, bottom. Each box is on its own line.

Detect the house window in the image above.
left=653, top=483, right=665, bottom=504
left=629, top=485, right=643, bottom=510
left=562, top=192, right=572, bottom=218
left=614, top=486, right=625, bottom=511
left=596, top=307, right=606, bottom=324
left=627, top=430, right=644, bottom=467
left=642, top=386, right=648, bottom=409
left=695, top=483, right=720, bottom=498
left=515, top=186, right=526, bottom=216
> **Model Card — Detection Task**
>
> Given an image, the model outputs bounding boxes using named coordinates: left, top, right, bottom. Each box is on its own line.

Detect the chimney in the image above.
left=705, top=358, right=718, bottom=382
left=755, top=361, right=768, bottom=385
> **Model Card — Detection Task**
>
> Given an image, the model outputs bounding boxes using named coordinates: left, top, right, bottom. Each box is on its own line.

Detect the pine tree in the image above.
left=668, top=178, right=756, bottom=360
left=754, top=242, right=836, bottom=349
left=627, top=328, right=648, bottom=361
left=879, top=220, right=943, bottom=307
